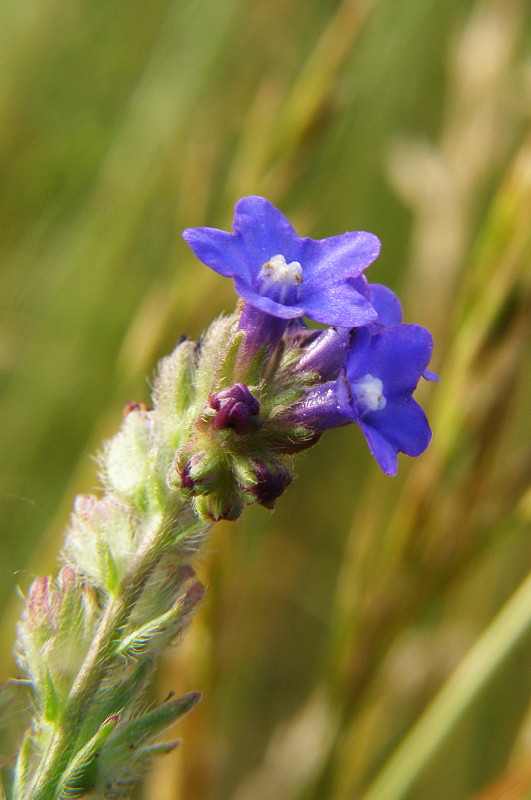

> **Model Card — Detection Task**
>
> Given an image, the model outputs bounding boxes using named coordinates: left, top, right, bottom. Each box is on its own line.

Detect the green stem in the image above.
left=360, top=569, right=531, bottom=800
left=26, top=517, right=192, bottom=800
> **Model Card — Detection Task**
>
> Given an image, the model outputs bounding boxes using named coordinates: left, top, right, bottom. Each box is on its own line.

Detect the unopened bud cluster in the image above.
left=166, top=314, right=324, bottom=521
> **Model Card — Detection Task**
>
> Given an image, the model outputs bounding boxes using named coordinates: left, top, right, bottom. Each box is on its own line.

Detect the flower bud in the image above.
left=103, top=406, right=156, bottom=502
left=295, top=327, right=353, bottom=380
left=27, top=577, right=59, bottom=634
left=171, top=443, right=220, bottom=497
left=66, top=494, right=136, bottom=593
left=194, top=492, right=244, bottom=522
left=153, top=338, right=198, bottom=451
left=177, top=454, right=204, bottom=492
left=171, top=437, right=245, bottom=521
left=246, top=459, right=292, bottom=508
left=57, top=565, right=76, bottom=592
left=208, top=382, right=260, bottom=435
left=17, top=567, right=100, bottom=710
left=130, top=561, right=199, bottom=626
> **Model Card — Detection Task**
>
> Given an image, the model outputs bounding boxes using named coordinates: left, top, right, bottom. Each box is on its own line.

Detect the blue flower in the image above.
left=183, top=196, right=381, bottom=328
left=292, top=283, right=403, bottom=380
left=337, top=324, right=433, bottom=475
left=290, top=322, right=434, bottom=474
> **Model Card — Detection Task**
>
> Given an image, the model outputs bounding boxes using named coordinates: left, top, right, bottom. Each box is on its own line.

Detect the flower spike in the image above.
left=11, top=196, right=436, bottom=800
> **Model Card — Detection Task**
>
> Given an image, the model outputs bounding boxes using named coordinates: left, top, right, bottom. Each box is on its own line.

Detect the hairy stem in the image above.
left=27, top=516, right=194, bottom=800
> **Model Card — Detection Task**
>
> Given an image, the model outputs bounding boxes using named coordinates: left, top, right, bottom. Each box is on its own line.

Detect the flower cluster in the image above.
left=183, top=196, right=436, bottom=483
left=9, top=196, right=436, bottom=800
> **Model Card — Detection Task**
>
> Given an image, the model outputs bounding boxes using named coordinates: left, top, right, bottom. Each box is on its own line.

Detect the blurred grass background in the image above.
left=0, top=0, right=530, bottom=798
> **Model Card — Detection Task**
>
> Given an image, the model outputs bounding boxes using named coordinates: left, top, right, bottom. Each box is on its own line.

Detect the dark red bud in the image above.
left=250, top=461, right=292, bottom=508
left=179, top=460, right=196, bottom=491
left=176, top=453, right=211, bottom=493
left=208, top=383, right=260, bottom=435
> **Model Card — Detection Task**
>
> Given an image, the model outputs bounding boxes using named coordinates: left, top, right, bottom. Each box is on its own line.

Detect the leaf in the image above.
left=55, top=715, right=119, bottom=800
left=95, top=693, right=201, bottom=795
left=11, top=732, right=34, bottom=800
left=114, top=596, right=189, bottom=663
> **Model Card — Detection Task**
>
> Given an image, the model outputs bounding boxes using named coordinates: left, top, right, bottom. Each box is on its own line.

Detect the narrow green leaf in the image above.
left=194, top=316, right=238, bottom=398
left=99, top=692, right=201, bottom=760
left=42, top=667, right=62, bottom=724
left=11, top=732, right=33, bottom=800
left=56, top=715, right=119, bottom=800
left=115, top=597, right=187, bottom=662
left=217, top=331, right=245, bottom=387
left=136, top=739, right=180, bottom=758
left=242, top=345, right=270, bottom=387
left=102, top=543, right=120, bottom=597
left=126, top=739, right=181, bottom=779
left=72, top=660, right=152, bottom=751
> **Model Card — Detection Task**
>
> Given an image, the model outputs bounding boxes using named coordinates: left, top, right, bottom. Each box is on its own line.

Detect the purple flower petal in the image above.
left=295, top=327, right=353, bottom=380
left=299, top=231, right=381, bottom=280
left=423, top=368, right=440, bottom=382
left=369, top=284, right=403, bottom=328
left=302, top=281, right=377, bottom=327
left=358, top=420, right=399, bottom=475
left=361, top=396, right=432, bottom=459
left=234, top=276, right=305, bottom=319
left=341, top=325, right=374, bottom=374
left=293, top=381, right=351, bottom=431
left=182, top=227, right=243, bottom=278
left=347, top=325, right=433, bottom=396
left=233, top=196, right=300, bottom=266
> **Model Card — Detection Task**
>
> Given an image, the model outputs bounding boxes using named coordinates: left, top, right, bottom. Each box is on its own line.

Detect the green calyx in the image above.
left=163, top=312, right=320, bottom=521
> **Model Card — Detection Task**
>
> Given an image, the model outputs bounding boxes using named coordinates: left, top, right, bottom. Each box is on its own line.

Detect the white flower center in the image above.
left=259, top=254, right=303, bottom=286
left=352, top=374, right=386, bottom=413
